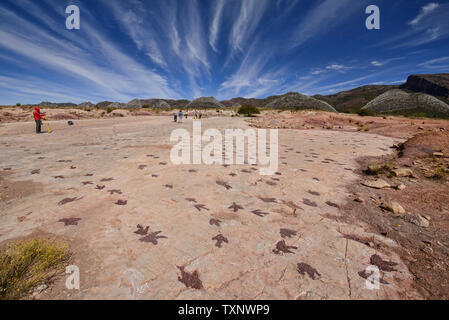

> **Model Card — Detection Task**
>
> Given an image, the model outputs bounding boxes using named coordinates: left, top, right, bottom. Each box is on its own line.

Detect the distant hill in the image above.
left=38, top=101, right=78, bottom=108
left=401, top=74, right=449, bottom=102
left=313, top=85, right=399, bottom=113
left=96, top=101, right=114, bottom=108
left=220, top=92, right=334, bottom=111
left=265, top=92, right=336, bottom=112
left=17, top=73, right=449, bottom=119
left=186, top=97, right=224, bottom=109
left=314, top=74, right=449, bottom=114
left=221, top=97, right=272, bottom=108
left=361, top=89, right=449, bottom=118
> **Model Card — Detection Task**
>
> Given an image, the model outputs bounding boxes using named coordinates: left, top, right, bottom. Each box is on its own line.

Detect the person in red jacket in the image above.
left=33, top=107, right=46, bottom=134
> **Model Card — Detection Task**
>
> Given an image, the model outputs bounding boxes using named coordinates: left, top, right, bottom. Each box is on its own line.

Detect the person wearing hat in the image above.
left=33, top=107, right=46, bottom=134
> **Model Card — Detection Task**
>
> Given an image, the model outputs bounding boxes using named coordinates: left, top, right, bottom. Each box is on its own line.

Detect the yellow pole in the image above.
left=44, top=115, right=51, bottom=133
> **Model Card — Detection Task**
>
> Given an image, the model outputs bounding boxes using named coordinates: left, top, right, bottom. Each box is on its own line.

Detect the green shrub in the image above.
left=358, top=109, right=376, bottom=117
left=142, top=105, right=150, bottom=109
left=0, top=239, right=70, bottom=300
left=429, top=164, right=448, bottom=181
left=364, top=163, right=393, bottom=176
left=16, top=103, right=21, bottom=107
left=106, top=107, right=114, bottom=114
left=238, top=105, right=260, bottom=117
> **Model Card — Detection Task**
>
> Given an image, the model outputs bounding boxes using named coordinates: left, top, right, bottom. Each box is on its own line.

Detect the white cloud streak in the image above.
left=209, top=0, right=226, bottom=52
left=291, top=0, right=369, bottom=48
left=409, top=3, right=440, bottom=25
left=229, top=0, right=270, bottom=53
left=0, top=4, right=177, bottom=102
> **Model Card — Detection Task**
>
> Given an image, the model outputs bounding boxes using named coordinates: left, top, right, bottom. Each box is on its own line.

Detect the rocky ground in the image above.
left=0, top=111, right=448, bottom=300
left=250, top=111, right=449, bottom=299
left=0, top=106, right=229, bottom=124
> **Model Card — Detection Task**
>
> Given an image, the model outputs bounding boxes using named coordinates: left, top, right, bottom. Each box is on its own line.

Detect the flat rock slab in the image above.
left=361, top=179, right=391, bottom=189
left=0, top=116, right=418, bottom=300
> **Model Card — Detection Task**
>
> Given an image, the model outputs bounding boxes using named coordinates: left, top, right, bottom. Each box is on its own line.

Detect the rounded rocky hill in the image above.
left=264, top=92, right=337, bottom=112
left=147, top=99, right=171, bottom=108
left=125, top=99, right=171, bottom=108
left=186, top=97, right=225, bottom=109
left=361, top=89, right=449, bottom=115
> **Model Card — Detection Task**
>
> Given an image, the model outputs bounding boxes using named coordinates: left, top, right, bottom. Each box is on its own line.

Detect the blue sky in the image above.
left=1, top=0, right=449, bottom=105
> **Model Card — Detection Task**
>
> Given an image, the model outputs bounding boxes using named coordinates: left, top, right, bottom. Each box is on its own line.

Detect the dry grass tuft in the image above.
left=0, top=239, right=70, bottom=300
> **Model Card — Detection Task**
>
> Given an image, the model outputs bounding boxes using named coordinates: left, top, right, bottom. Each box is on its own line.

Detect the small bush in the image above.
left=429, top=165, right=448, bottom=181
left=16, top=103, right=21, bottom=107
left=358, top=109, right=376, bottom=117
left=238, top=105, right=260, bottom=117
left=0, top=239, right=69, bottom=300
left=106, top=107, right=114, bottom=114
left=142, top=105, right=150, bottom=109
left=365, top=163, right=393, bottom=176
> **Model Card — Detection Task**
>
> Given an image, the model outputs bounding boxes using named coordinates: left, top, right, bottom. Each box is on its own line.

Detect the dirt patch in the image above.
left=248, top=110, right=449, bottom=140
left=396, top=130, right=449, bottom=166
left=339, top=130, right=449, bottom=299
left=0, top=172, right=44, bottom=202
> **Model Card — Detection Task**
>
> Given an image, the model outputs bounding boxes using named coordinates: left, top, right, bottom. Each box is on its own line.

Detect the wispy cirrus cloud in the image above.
left=326, top=64, right=352, bottom=71
left=379, top=3, right=449, bottom=49
left=209, top=0, right=226, bottom=52
left=0, top=3, right=177, bottom=102
left=371, top=57, right=404, bottom=67
left=409, top=3, right=440, bottom=25
left=218, top=40, right=283, bottom=98
left=290, top=0, right=369, bottom=48
left=0, top=74, right=95, bottom=103
left=0, top=0, right=448, bottom=105
left=309, top=63, right=352, bottom=75
left=418, top=56, right=449, bottom=69
left=101, top=0, right=168, bottom=69
left=229, top=0, right=270, bottom=53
